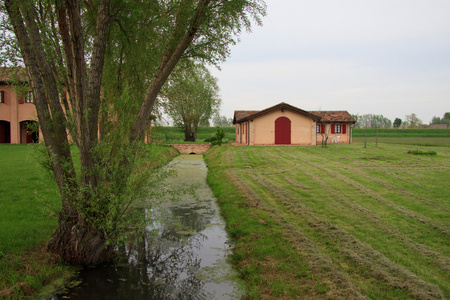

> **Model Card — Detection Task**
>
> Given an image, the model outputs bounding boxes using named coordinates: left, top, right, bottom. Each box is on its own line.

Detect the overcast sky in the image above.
left=210, top=0, right=450, bottom=124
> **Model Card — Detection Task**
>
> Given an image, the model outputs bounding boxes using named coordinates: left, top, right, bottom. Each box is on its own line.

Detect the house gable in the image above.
left=233, top=102, right=320, bottom=124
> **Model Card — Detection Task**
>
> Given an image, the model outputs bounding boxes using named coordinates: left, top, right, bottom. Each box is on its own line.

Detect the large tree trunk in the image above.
left=48, top=216, right=113, bottom=265
left=6, top=0, right=218, bottom=266
left=6, top=0, right=114, bottom=264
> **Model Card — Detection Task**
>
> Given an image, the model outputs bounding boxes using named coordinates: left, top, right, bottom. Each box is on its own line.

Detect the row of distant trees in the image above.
left=352, top=113, right=450, bottom=129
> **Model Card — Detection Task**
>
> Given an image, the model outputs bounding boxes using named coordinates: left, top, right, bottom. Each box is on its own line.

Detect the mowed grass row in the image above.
left=204, top=142, right=450, bottom=299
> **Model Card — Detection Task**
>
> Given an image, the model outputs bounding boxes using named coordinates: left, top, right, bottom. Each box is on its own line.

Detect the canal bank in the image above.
left=52, top=154, right=243, bottom=299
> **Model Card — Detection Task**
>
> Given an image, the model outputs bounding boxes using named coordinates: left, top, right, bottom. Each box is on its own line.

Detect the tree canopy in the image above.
left=163, top=60, right=221, bottom=141
left=403, top=113, right=422, bottom=128
left=2, top=0, right=266, bottom=264
left=352, top=114, right=392, bottom=128
left=431, top=113, right=450, bottom=125
left=393, top=118, right=402, bottom=128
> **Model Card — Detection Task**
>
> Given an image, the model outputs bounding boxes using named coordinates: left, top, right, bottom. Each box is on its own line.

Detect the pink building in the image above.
left=1, top=67, right=154, bottom=144
left=0, top=68, right=39, bottom=144
left=233, top=102, right=356, bottom=146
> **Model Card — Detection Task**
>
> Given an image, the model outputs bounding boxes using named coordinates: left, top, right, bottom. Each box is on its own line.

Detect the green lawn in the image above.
left=0, top=143, right=178, bottom=298
left=205, top=141, right=450, bottom=299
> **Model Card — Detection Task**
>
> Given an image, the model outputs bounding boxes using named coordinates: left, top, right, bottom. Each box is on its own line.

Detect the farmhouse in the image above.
left=0, top=67, right=153, bottom=144
left=233, top=102, right=356, bottom=146
left=0, top=68, right=39, bottom=144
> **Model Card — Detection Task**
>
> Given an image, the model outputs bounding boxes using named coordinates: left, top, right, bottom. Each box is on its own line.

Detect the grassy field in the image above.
left=353, top=128, right=450, bottom=138
left=353, top=128, right=450, bottom=147
left=0, top=144, right=178, bottom=298
left=205, top=141, right=450, bottom=299
left=151, top=126, right=235, bottom=143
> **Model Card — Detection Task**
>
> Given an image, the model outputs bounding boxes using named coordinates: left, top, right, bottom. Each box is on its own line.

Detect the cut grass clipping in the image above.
left=407, top=149, right=437, bottom=155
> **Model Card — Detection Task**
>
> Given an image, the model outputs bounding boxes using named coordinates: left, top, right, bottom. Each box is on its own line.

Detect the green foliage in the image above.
left=162, top=60, right=222, bottom=141
left=212, top=114, right=233, bottom=127
left=352, top=113, right=392, bottom=128
left=2, top=0, right=267, bottom=265
left=393, top=118, right=402, bottom=128
left=431, top=112, right=450, bottom=125
left=403, top=113, right=423, bottom=128
left=211, top=126, right=225, bottom=146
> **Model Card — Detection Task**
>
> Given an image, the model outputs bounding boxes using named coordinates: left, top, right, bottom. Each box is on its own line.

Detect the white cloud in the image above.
left=211, top=0, right=450, bottom=124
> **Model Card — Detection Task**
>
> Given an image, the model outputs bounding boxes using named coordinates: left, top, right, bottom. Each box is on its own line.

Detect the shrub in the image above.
left=211, top=127, right=225, bottom=146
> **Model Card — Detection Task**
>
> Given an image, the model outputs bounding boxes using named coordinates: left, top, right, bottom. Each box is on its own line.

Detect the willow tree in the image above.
left=3, top=0, right=266, bottom=265
left=163, top=61, right=221, bottom=141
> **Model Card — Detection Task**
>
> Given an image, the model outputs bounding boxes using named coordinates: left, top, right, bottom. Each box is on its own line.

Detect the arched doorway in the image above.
left=275, top=117, right=291, bottom=145
left=0, top=121, right=11, bottom=143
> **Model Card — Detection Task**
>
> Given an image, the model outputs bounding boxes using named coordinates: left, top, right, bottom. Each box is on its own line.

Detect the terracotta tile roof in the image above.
left=309, top=111, right=356, bottom=123
left=0, top=67, right=28, bottom=83
left=233, top=103, right=354, bottom=124
left=234, top=102, right=322, bottom=124
left=233, top=110, right=260, bottom=124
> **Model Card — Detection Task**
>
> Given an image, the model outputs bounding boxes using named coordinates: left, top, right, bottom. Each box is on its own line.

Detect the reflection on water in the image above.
left=52, top=155, right=243, bottom=300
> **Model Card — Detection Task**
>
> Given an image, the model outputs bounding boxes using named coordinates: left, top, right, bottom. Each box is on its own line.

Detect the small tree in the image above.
left=405, top=113, right=422, bottom=128
left=163, top=61, right=221, bottom=142
left=211, top=126, right=225, bottom=146
left=213, top=114, right=233, bottom=127
left=393, top=118, right=402, bottom=128
left=321, top=126, right=330, bottom=148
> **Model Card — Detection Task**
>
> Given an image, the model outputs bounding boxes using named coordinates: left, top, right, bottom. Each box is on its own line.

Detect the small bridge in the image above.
left=172, top=144, right=210, bottom=155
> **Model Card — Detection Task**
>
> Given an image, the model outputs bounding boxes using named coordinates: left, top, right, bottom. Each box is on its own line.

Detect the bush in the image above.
left=211, top=127, right=225, bottom=146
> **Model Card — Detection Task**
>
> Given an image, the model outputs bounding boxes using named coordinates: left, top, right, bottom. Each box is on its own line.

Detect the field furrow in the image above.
left=205, top=143, right=450, bottom=299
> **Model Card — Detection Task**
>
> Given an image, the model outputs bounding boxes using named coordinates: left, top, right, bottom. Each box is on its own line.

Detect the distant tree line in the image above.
left=431, top=113, right=450, bottom=125
left=352, top=114, right=392, bottom=128
left=351, top=113, right=450, bottom=129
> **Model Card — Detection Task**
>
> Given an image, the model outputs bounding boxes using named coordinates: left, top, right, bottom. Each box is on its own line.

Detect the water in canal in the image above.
left=52, top=155, right=243, bottom=299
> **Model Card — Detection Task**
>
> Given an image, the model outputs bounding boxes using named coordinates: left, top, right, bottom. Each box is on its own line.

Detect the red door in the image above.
left=275, top=117, right=291, bottom=145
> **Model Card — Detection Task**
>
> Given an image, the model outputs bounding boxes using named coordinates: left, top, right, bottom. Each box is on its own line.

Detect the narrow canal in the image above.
left=53, top=155, right=243, bottom=299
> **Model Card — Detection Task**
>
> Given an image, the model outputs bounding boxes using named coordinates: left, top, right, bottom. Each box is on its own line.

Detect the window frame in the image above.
left=25, top=91, right=33, bottom=103
left=335, top=124, right=342, bottom=134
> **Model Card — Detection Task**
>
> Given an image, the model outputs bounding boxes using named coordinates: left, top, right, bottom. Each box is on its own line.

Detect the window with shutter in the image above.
left=0, top=91, right=4, bottom=103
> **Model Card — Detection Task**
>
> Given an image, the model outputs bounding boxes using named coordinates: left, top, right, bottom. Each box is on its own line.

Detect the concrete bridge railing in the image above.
left=172, top=144, right=210, bottom=154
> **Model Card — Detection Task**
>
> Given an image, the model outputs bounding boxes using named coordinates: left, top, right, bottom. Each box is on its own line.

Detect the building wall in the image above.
left=235, top=121, right=250, bottom=145
left=315, top=123, right=352, bottom=144
left=430, top=124, right=449, bottom=129
left=252, top=110, right=315, bottom=145
left=0, top=84, right=39, bottom=144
